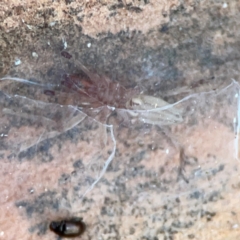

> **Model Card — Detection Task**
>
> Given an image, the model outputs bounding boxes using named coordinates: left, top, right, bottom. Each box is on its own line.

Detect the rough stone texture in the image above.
left=1, top=0, right=240, bottom=240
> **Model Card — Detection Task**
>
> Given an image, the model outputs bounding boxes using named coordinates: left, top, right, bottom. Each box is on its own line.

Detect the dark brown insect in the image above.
left=61, top=51, right=73, bottom=59
left=49, top=217, right=86, bottom=238
left=43, top=89, right=55, bottom=96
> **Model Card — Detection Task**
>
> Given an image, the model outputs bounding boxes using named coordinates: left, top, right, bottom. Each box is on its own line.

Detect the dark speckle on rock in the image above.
left=73, top=159, right=84, bottom=169
left=175, top=197, right=180, bottom=203
left=101, top=206, right=107, bottom=215
left=129, top=151, right=145, bottom=164
left=58, top=173, right=71, bottom=185
left=207, top=191, right=220, bottom=202
left=29, top=222, right=48, bottom=235
left=218, top=164, right=224, bottom=171
left=205, top=211, right=216, bottom=221
left=18, top=139, right=54, bottom=162
left=128, top=6, right=143, bottom=13
left=65, top=0, right=74, bottom=5
left=15, top=191, right=59, bottom=218
left=190, top=190, right=202, bottom=199
left=109, top=12, right=117, bottom=17
left=129, top=227, right=135, bottom=235
left=160, top=24, right=169, bottom=33
left=109, top=3, right=124, bottom=11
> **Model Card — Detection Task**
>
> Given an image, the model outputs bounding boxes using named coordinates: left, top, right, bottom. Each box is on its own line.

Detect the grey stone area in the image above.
left=1, top=3, right=239, bottom=95
left=0, top=1, right=240, bottom=240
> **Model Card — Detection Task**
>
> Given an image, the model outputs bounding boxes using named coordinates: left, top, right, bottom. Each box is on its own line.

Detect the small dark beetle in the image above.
left=43, top=89, right=55, bottom=96
left=61, top=51, right=72, bottom=59
left=49, top=217, right=86, bottom=238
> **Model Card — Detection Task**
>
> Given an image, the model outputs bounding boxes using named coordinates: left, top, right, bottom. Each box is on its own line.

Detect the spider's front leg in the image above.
left=126, top=94, right=184, bottom=126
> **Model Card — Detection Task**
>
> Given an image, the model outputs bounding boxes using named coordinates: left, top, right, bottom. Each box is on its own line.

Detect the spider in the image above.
left=56, top=52, right=184, bottom=126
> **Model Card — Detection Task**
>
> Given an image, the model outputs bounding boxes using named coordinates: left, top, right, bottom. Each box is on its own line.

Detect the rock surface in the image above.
left=1, top=0, right=240, bottom=239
